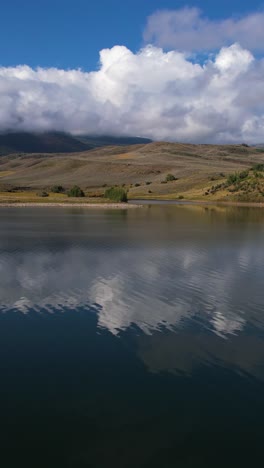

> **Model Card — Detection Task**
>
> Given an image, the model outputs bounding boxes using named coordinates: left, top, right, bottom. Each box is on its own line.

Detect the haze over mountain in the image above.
left=0, top=132, right=152, bottom=155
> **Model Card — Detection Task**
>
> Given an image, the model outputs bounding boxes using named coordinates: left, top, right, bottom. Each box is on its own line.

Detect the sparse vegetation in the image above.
left=1, top=140, right=264, bottom=204
left=204, top=167, right=264, bottom=201
left=252, top=163, right=264, bottom=172
left=227, top=171, right=249, bottom=185
left=104, top=187, right=128, bottom=203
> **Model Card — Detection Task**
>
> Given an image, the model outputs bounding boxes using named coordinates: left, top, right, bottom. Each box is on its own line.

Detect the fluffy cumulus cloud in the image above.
left=1, top=40, right=264, bottom=143
left=144, top=7, right=264, bottom=53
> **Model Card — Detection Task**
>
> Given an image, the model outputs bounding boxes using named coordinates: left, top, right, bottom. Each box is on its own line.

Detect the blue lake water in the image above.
left=1, top=204, right=264, bottom=467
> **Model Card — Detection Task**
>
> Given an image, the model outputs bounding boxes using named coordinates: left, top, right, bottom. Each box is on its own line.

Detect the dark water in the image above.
left=1, top=204, right=264, bottom=467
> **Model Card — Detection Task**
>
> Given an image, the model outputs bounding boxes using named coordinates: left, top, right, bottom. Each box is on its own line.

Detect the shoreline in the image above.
left=0, top=202, right=143, bottom=209
left=0, top=199, right=264, bottom=209
left=132, top=199, right=264, bottom=208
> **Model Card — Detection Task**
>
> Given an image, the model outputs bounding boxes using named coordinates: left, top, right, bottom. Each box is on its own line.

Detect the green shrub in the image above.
left=252, top=163, right=264, bottom=172
left=178, top=195, right=184, bottom=199
left=146, top=181, right=151, bottom=185
left=51, top=185, right=65, bottom=193
left=68, top=185, right=85, bottom=197
left=227, top=173, right=239, bottom=185
left=134, top=183, right=141, bottom=187
left=166, top=173, right=177, bottom=182
left=104, top=187, right=128, bottom=203
left=227, top=171, right=248, bottom=185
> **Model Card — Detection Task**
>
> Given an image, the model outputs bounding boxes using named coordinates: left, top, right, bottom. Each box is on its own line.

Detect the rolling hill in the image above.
left=1, top=141, right=264, bottom=202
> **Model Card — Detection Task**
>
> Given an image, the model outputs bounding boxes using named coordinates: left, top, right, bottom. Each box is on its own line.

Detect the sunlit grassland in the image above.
left=1, top=141, right=264, bottom=203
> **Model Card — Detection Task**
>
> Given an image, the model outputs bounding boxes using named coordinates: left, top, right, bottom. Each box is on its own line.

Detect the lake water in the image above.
left=1, top=204, right=264, bottom=467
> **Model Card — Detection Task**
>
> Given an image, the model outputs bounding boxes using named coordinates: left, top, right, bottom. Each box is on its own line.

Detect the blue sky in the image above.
left=1, top=0, right=263, bottom=69
left=1, top=0, right=264, bottom=143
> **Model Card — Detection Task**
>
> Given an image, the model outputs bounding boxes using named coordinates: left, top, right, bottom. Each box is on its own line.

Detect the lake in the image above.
left=1, top=204, right=264, bottom=467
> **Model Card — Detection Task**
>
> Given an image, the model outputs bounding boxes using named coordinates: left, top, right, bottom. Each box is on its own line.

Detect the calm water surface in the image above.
left=1, top=204, right=264, bottom=467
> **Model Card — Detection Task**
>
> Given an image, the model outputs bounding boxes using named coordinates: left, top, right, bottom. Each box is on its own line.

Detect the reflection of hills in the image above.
left=137, top=330, right=264, bottom=379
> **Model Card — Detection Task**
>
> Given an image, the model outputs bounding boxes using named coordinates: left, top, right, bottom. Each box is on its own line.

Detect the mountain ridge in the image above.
left=0, top=131, right=152, bottom=155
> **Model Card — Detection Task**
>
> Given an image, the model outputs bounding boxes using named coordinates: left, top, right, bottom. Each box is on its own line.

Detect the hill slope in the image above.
left=1, top=142, right=264, bottom=202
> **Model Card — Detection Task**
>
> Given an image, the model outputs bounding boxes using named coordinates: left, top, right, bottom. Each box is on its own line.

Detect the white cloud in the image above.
left=1, top=42, right=264, bottom=143
left=144, top=7, right=264, bottom=53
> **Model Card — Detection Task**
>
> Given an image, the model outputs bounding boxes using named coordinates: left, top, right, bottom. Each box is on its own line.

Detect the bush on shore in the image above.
left=104, top=187, right=128, bottom=203
left=67, top=186, right=85, bottom=197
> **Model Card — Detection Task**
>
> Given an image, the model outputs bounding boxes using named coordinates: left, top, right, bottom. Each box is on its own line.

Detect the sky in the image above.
left=1, top=0, right=264, bottom=143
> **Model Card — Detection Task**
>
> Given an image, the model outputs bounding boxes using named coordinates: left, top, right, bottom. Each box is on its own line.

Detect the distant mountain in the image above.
left=0, top=132, right=152, bottom=155
left=0, top=132, right=90, bottom=155
left=76, top=135, right=152, bottom=148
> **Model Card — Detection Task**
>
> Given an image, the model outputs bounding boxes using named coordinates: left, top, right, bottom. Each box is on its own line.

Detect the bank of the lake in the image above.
left=0, top=202, right=142, bottom=208
left=131, top=198, right=264, bottom=208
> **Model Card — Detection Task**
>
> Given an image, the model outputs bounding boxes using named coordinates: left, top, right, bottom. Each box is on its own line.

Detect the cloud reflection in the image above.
left=0, top=235, right=263, bottom=338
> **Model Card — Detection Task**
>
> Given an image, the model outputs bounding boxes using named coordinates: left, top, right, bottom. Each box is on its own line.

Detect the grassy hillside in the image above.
left=0, top=142, right=264, bottom=202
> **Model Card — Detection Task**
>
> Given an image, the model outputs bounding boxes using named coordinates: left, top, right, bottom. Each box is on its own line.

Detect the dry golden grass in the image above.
left=0, top=171, right=15, bottom=177
left=0, top=191, right=111, bottom=204
left=0, top=142, right=264, bottom=202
